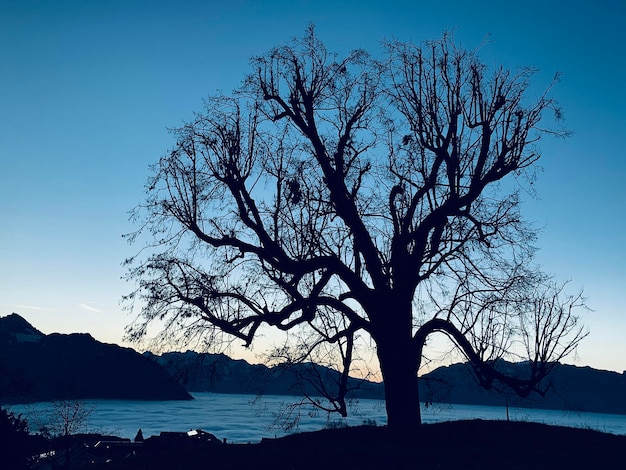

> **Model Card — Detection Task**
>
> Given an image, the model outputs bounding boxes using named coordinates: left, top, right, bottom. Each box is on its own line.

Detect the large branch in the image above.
left=258, top=54, right=388, bottom=294
left=415, top=318, right=551, bottom=397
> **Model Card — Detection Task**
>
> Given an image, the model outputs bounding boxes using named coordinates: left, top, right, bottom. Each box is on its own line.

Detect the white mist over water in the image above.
left=9, top=393, right=626, bottom=443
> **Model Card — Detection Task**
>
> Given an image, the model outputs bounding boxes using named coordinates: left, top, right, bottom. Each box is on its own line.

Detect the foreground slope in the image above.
left=87, top=420, right=624, bottom=470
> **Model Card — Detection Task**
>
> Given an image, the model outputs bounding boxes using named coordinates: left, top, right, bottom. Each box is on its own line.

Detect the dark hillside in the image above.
left=0, top=313, right=192, bottom=404
left=147, top=350, right=384, bottom=399
left=148, top=350, right=626, bottom=415
left=421, top=361, right=626, bottom=415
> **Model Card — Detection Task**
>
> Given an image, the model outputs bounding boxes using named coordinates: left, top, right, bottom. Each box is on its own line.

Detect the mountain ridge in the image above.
left=420, top=360, right=626, bottom=415
left=145, top=350, right=384, bottom=399
left=0, top=313, right=192, bottom=404
left=149, top=351, right=626, bottom=415
left=3, top=313, right=625, bottom=416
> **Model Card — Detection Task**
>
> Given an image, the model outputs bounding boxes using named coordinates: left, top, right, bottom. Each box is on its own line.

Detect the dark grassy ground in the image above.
left=89, top=419, right=626, bottom=470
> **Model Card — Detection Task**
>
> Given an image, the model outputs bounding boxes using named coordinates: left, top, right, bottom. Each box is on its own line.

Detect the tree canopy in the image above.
left=125, top=29, right=586, bottom=428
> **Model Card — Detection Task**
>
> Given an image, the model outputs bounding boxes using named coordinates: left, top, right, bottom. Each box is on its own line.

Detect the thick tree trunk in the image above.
left=374, top=304, right=422, bottom=429
left=378, top=344, right=421, bottom=428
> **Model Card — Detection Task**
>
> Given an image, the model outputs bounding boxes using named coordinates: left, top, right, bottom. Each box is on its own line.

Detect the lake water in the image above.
left=9, top=393, right=626, bottom=443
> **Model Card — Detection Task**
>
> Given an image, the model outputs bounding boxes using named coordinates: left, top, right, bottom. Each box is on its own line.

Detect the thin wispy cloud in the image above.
left=9, top=304, right=57, bottom=312
left=78, top=303, right=103, bottom=313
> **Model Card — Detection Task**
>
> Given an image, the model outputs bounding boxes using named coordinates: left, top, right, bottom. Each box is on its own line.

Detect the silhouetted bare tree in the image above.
left=125, top=28, right=586, bottom=428
left=29, top=399, right=95, bottom=438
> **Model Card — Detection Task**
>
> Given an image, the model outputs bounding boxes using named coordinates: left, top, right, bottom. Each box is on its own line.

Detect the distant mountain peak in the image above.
left=0, top=312, right=44, bottom=343
left=0, top=313, right=192, bottom=404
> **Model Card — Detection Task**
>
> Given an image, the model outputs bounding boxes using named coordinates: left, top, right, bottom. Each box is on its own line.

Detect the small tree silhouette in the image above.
left=0, top=406, right=31, bottom=470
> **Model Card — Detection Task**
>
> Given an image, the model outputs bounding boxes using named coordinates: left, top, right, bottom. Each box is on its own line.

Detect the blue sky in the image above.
left=1, top=0, right=625, bottom=373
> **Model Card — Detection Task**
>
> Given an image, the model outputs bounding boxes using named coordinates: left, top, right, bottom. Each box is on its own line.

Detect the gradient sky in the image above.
left=1, top=0, right=624, bottom=374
